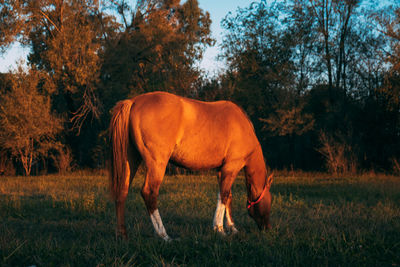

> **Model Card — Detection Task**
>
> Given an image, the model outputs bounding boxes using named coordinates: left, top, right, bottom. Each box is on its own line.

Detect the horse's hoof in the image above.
left=162, top=235, right=173, bottom=242
left=213, top=225, right=226, bottom=236
left=117, top=233, right=129, bottom=240
left=227, top=226, right=239, bottom=235
left=116, top=230, right=129, bottom=240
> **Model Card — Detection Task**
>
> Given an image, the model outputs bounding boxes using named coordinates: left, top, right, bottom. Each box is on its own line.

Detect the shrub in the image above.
left=317, top=132, right=358, bottom=175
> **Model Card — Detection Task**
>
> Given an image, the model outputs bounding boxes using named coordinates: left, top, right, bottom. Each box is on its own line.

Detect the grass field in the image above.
left=0, top=171, right=399, bottom=266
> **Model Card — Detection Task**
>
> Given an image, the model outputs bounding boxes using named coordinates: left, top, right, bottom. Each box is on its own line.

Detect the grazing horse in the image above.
left=109, top=91, right=273, bottom=240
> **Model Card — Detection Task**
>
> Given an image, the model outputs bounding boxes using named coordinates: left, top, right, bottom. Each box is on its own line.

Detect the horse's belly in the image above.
left=170, top=144, right=224, bottom=170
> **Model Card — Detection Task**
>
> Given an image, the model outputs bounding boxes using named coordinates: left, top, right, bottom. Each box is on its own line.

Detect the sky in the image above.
left=197, top=0, right=254, bottom=75
left=0, top=0, right=254, bottom=74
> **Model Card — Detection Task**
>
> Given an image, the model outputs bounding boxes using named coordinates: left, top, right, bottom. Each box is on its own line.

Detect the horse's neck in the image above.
left=245, top=146, right=267, bottom=199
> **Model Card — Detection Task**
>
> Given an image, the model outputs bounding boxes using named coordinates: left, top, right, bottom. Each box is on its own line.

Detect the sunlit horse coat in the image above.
left=109, top=91, right=273, bottom=240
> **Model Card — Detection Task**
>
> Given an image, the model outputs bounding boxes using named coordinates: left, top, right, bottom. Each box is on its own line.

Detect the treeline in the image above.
left=0, top=0, right=399, bottom=175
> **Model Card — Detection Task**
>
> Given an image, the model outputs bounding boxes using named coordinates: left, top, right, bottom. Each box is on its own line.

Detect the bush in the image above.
left=51, top=147, right=75, bottom=174
left=317, top=132, right=358, bottom=175
left=0, top=151, right=16, bottom=176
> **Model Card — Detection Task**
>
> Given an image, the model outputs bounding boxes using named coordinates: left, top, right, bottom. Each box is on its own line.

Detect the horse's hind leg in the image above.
left=116, top=145, right=141, bottom=239
left=141, top=159, right=171, bottom=241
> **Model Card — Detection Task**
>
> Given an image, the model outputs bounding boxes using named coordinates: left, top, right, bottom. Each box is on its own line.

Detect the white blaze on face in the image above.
left=150, top=209, right=171, bottom=241
left=213, top=193, right=226, bottom=233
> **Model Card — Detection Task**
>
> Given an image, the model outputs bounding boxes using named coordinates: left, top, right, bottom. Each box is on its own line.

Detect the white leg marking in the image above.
left=150, top=209, right=171, bottom=241
left=213, top=193, right=226, bottom=234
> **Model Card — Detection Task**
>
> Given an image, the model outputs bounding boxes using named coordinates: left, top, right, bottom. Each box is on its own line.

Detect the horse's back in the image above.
left=129, top=91, right=259, bottom=170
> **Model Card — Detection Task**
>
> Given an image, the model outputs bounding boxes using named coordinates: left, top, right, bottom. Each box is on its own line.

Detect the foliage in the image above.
left=50, top=146, right=75, bottom=174
left=0, top=0, right=213, bottom=171
left=221, top=2, right=295, bottom=118
left=0, top=66, right=62, bottom=175
left=317, top=131, right=358, bottom=174
left=24, top=0, right=105, bottom=131
left=375, top=7, right=400, bottom=109
left=0, top=0, right=399, bottom=173
left=0, top=0, right=23, bottom=53
left=0, top=150, right=15, bottom=176
left=218, top=0, right=400, bottom=172
left=261, top=101, right=315, bottom=137
left=100, top=0, right=213, bottom=103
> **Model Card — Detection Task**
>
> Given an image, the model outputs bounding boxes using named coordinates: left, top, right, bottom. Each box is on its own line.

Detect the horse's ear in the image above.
left=266, top=173, right=274, bottom=188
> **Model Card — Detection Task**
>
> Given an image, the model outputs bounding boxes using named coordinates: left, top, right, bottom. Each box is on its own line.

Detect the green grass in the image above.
left=0, top=172, right=399, bottom=266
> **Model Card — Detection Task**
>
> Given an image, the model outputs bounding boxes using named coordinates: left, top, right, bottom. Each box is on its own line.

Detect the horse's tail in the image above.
left=109, top=99, right=134, bottom=200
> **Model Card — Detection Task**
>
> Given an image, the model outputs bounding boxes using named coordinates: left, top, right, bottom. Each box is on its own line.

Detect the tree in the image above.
left=19, top=0, right=118, bottom=166
left=1, top=0, right=214, bottom=170
left=100, top=0, right=213, bottom=103
left=25, top=0, right=107, bottom=130
left=220, top=2, right=316, bottom=168
left=376, top=7, right=400, bottom=110
left=0, top=66, right=62, bottom=175
left=371, top=6, right=400, bottom=170
left=0, top=0, right=23, bottom=53
left=218, top=0, right=399, bottom=171
left=221, top=2, right=295, bottom=116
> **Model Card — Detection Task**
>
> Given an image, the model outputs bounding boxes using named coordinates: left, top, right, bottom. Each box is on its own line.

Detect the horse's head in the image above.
left=247, top=173, right=273, bottom=230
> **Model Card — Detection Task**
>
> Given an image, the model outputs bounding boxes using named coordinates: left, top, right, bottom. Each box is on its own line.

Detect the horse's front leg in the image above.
left=141, top=162, right=171, bottom=241
left=225, top=191, right=238, bottom=234
left=213, top=167, right=240, bottom=235
left=213, top=192, right=226, bottom=235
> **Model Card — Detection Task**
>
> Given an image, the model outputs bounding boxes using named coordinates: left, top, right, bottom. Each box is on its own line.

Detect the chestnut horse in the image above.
left=109, top=91, right=273, bottom=240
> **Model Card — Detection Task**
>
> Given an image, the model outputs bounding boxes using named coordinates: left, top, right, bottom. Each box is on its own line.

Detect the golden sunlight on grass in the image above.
left=1, top=172, right=399, bottom=266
